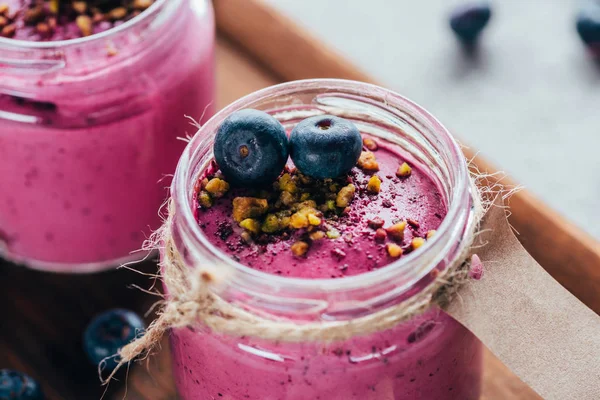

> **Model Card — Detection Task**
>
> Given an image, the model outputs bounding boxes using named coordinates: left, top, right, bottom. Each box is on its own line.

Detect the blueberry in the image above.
left=83, top=309, right=145, bottom=371
left=577, top=1, right=600, bottom=53
left=214, top=109, right=289, bottom=187
left=449, top=3, right=492, bottom=43
left=0, top=370, right=44, bottom=400
left=289, top=115, right=362, bottom=179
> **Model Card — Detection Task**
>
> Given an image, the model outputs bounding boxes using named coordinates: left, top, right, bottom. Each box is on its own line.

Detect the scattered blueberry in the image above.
left=577, top=0, right=600, bottom=54
left=449, top=2, right=492, bottom=43
left=289, top=115, right=362, bottom=179
left=214, top=109, right=289, bottom=187
left=83, top=309, right=145, bottom=371
left=0, top=370, right=44, bottom=400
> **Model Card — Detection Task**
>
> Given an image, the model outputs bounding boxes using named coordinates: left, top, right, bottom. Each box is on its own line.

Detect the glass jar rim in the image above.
left=172, top=79, right=474, bottom=295
left=0, top=0, right=170, bottom=50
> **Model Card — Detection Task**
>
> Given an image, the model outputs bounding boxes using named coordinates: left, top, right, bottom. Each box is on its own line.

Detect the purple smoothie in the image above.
left=169, top=133, right=482, bottom=399
left=0, top=0, right=215, bottom=271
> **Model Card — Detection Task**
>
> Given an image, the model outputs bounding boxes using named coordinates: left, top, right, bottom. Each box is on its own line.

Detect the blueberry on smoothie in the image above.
left=0, top=369, right=44, bottom=400
left=449, top=3, right=492, bottom=42
left=577, top=1, right=600, bottom=52
left=214, top=109, right=289, bottom=187
left=83, top=309, right=145, bottom=370
left=289, top=115, right=362, bottom=179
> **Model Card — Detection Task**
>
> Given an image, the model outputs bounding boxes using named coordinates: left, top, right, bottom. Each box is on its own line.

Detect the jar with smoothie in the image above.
left=157, top=79, right=482, bottom=399
left=0, top=0, right=215, bottom=272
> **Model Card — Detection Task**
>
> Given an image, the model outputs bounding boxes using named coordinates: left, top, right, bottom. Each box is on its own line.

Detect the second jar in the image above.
left=0, top=0, right=215, bottom=272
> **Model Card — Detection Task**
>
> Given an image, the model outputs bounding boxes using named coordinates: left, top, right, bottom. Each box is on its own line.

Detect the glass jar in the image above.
left=167, top=80, right=481, bottom=399
left=0, top=0, right=215, bottom=272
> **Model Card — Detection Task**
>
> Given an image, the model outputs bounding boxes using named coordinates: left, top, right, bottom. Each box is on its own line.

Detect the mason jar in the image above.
left=167, top=79, right=482, bottom=399
left=0, top=0, right=215, bottom=272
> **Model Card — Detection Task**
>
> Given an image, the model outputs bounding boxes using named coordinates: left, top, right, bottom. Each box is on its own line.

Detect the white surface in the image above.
left=265, top=0, right=600, bottom=240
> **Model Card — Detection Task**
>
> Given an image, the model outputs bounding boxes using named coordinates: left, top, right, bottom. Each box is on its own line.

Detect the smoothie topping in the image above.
left=396, top=162, right=412, bottom=177
left=0, top=0, right=157, bottom=39
left=289, top=115, right=363, bottom=179
left=200, top=110, right=444, bottom=264
left=357, top=151, right=380, bottom=171
left=214, top=109, right=289, bottom=187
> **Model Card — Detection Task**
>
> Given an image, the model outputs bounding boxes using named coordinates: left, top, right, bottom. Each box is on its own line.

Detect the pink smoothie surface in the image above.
left=0, top=1, right=215, bottom=271
left=195, top=142, right=446, bottom=278
left=169, top=135, right=482, bottom=399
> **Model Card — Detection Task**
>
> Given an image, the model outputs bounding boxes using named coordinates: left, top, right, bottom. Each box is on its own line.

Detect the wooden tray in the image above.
left=3, top=1, right=599, bottom=399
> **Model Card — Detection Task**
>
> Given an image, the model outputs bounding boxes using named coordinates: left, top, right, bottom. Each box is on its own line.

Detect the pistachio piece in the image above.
left=367, top=175, right=381, bottom=193
left=363, top=137, right=379, bottom=151
left=291, top=241, right=309, bottom=257
left=336, top=184, right=355, bottom=208
left=198, top=191, right=213, bottom=209
left=239, top=218, right=261, bottom=234
left=411, top=237, right=425, bottom=249
left=426, top=230, right=436, bottom=239
left=396, top=162, right=412, bottom=178
left=386, top=221, right=407, bottom=241
left=204, top=178, right=230, bottom=198
left=232, top=197, right=268, bottom=222
left=357, top=151, right=379, bottom=172
left=386, top=243, right=403, bottom=258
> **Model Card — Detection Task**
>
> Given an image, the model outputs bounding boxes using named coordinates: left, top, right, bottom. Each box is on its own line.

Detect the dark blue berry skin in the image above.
left=0, top=370, right=44, bottom=400
left=577, top=1, right=600, bottom=52
left=214, top=109, right=289, bottom=187
left=289, top=115, right=362, bottom=179
left=83, top=309, right=145, bottom=371
left=449, top=3, right=492, bottom=43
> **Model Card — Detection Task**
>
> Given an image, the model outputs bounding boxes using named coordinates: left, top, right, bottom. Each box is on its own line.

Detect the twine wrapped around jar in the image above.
left=102, top=173, right=499, bottom=384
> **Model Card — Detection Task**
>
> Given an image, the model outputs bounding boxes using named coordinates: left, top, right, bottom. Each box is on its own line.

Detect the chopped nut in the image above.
left=309, top=231, right=325, bottom=241
left=307, top=213, right=321, bottom=226
left=289, top=212, right=309, bottom=229
left=291, top=241, right=309, bottom=257
left=198, top=191, right=213, bottom=209
left=239, top=218, right=261, bottom=234
left=279, top=191, right=296, bottom=206
left=240, top=231, right=252, bottom=243
left=232, top=197, right=268, bottom=222
left=133, top=0, right=154, bottom=9
left=109, top=7, right=128, bottom=20
left=326, top=228, right=341, bottom=239
left=426, top=230, right=436, bottom=239
left=300, top=192, right=311, bottom=201
left=407, top=218, right=420, bottom=229
left=336, top=184, right=356, bottom=207
left=329, top=183, right=339, bottom=193
left=367, top=217, right=384, bottom=230
left=357, top=151, right=379, bottom=171
left=76, top=15, right=93, bottom=37
left=1, top=23, right=14, bottom=37
left=278, top=173, right=298, bottom=193
left=374, top=228, right=387, bottom=242
left=49, top=0, right=59, bottom=14
left=72, top=1, right=87, bottom=14
left=386, top=221, right=407, bottom=241
left=23, top=6, right=44, bottom=24
left=205, top=178, right=229, bottom=198
left=0, top=4, right=8, bottom=16
left=386, top=243, right=403, bottom=258
left=367, top=175, right=382, bottom=194
left=412, top=237, right=426, bottom=250
left=261, top=214, right=282, bottom=233
left=396, top=162, right=412, bottom=178
left=0, top=16, right=7, bottom=28
left=363, top=137, right=379, bottom=151
left=292, top=200, right=317, bottom=212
